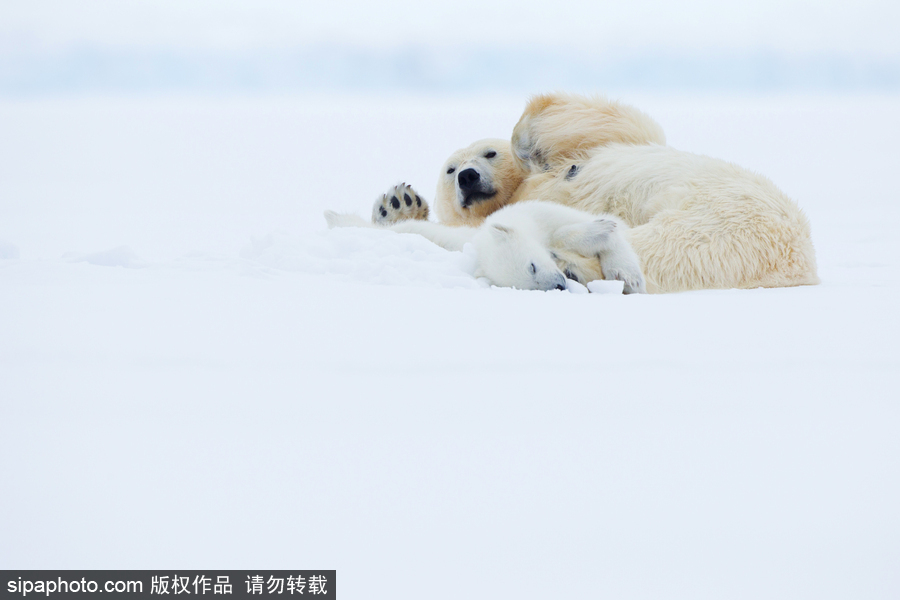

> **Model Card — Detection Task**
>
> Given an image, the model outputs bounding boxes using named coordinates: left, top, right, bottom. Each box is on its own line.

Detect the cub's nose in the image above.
left=457, top=168, right=481, bottom=191
left=552, top=273, right=568, bottom=291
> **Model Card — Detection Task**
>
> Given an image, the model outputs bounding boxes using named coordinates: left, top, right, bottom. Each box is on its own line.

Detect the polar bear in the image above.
left=372, top=93, right=819, bottom=294
left=326, top=200, right=646, bottom=293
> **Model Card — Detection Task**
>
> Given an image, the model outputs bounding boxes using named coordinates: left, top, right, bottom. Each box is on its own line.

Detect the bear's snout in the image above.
left=457, top=168, right=481, bottom=191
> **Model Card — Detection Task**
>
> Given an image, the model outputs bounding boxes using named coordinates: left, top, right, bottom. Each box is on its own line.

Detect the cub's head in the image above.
left=434, top=139, right=528, bottom=227
left=472, top=223, right=567, bottom=291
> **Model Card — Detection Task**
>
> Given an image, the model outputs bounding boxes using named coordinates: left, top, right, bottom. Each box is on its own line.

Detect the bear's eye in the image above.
left=564, top=269, right=579, bottom=283
left=529, top=263, right=537, bottom=275
left=447, top=167, right=456, bottom=175
left=484, top=151, right=497, bottom=159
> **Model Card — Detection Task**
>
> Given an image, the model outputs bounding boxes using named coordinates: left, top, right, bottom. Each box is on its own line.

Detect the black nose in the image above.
left=457, top=168, right=481, bottom=191
left=555, top=283, right=566, bottom=291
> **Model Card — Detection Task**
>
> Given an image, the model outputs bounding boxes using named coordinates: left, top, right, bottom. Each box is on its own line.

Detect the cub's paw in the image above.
left=602, top=265, right=647, bottom=295
left=372, top=183, right=429, bottom=225
left=584, top=219, right=617, bottom=244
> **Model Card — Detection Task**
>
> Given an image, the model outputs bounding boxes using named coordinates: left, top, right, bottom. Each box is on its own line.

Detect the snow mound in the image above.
left=64, top=246, right=147, bottom=268
left=587, top=279, right=626, bottom=294
left=565, top=279, right=590, bottom=294
left=242, top=227, right=634, bottom=294
left=241, top=227, right=485, bottom=289
left=0, top=240, right=20, bottom=259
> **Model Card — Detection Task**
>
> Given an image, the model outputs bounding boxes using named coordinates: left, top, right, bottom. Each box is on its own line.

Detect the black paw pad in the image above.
left=380, top=208, right=387, bottom=217
left=404, top=193, right=412, bottom=206
left=391, top=197, right=400, bottom=210
left=416, top=196, right=422, bottom=207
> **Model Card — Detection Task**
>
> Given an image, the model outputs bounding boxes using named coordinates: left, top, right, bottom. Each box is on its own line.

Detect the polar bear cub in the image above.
left=325, top=200, right=646, bottom=293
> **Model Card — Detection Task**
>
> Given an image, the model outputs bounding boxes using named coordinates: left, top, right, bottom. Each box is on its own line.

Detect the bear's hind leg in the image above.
left=626, top=206, right=818, bottom=293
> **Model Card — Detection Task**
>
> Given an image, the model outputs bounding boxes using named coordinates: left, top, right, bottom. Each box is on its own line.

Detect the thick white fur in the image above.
left=325, top=201, right=645, bottom=293
left=428, top=93, right=818, bottom=294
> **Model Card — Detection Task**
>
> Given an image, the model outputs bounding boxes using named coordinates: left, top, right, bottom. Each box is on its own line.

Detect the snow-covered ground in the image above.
left=1, top=92, right=898, bottom=599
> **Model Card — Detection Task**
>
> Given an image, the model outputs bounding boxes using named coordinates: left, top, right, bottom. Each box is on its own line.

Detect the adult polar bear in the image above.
left=371, top=93, right=819, bottom=294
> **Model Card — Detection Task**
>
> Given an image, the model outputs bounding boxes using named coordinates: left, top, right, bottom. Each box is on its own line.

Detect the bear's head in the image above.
left=434, top=139, right=528, bottom=227
left=472, top=223, right=568, bottom=291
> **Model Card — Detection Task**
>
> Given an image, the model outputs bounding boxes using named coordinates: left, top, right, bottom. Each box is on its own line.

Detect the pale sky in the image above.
left=2, top=0, right=899, bottom=56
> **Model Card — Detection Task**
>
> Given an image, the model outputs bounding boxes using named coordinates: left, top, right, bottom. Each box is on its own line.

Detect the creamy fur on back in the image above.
left=429, top=93, right=818, bottom=294
left=526, top=145, right=818, bottom=292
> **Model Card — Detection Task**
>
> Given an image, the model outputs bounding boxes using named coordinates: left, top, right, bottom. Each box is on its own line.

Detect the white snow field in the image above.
left=1, top=93, right=899, bottom=599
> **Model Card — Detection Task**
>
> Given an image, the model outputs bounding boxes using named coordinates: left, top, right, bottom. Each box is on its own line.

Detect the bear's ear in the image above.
left=491, top=224, right=513, bottom=238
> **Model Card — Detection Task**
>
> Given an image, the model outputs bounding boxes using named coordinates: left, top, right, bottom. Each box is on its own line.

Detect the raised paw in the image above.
left=372, top=183, right=429, bottom=225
